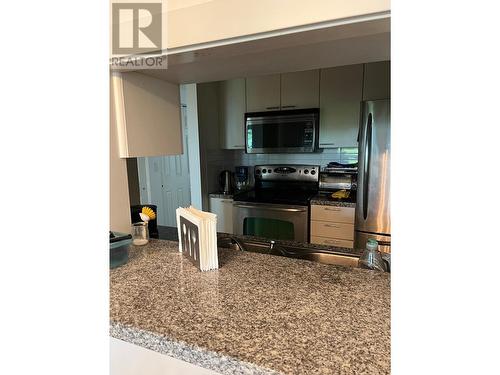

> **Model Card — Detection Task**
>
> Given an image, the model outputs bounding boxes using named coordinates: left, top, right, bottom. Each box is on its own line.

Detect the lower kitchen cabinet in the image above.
left=310, top=205, right=355, bottom=248
left=209, top=197, right=233, bottom=234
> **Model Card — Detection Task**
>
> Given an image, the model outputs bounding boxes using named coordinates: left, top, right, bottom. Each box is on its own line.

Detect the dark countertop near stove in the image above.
left=310, top=192, right=357, bottom=208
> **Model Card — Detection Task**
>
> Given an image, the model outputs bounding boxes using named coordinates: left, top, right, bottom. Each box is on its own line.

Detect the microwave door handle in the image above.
left=362, top=113, right=373, bottom=220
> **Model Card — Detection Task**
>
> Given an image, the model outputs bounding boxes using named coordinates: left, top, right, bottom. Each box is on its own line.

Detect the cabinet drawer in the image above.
left=311, top=205, right=355, bottom=224
left=310, top=236, right=354, bottom=249
left=311, top=221, right=354, bottom=240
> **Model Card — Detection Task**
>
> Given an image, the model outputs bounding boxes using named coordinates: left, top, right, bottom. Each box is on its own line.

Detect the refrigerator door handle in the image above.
left=363, top=113, right=373, bottom=220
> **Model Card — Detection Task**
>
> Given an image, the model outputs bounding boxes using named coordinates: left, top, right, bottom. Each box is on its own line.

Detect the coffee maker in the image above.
left=234, top=166, right=249, bottom=192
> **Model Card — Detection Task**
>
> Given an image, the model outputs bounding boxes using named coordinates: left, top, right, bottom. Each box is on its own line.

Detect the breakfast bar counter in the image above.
left=110, top=239, right=390, bottom=375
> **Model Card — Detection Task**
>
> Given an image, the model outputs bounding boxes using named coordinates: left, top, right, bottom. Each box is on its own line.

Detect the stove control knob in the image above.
left=268, top=169, right=272, bottom=173
left=262, top=169, right=267, bottom=174
left=310, top=170, right=316, bottom=175
left=256, top=169, right=261, bottom=174
left=304, top=169, right=309, bottom=174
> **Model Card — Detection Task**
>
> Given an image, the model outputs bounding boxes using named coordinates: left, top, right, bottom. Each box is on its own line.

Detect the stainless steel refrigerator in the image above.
left=354, top=99, right=391, bottom=253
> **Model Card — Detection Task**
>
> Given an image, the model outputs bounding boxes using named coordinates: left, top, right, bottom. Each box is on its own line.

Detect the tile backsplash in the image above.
left=233, top=147, right=358, bottom=167
left=205, top=147, right=358, bottom=193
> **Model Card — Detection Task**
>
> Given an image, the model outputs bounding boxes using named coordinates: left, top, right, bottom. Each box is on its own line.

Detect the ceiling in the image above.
left=140, top=16, right=390, bottom=84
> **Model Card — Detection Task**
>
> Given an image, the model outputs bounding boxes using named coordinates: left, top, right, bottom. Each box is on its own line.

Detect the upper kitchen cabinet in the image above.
left=245, top=74, right=281, bottom=112
left=319, top=64, right=363, bottom=148
left=219, top=78, right=246, bottom=149
left=363, top=61, right=391, bottom=100
left=111, top=71, right=182, bottom=158
left=280, top=70, right=320, bottom=109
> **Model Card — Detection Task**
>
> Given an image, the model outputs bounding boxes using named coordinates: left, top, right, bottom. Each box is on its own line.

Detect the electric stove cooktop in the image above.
left=233, top=164, right=320, bottom=206
left=233, top=188, right=317, bottom=206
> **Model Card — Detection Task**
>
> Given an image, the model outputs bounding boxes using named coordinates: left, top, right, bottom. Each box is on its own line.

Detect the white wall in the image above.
left=167, top=0, right=390, bottom=49
left=110, top=80, right=132, bottom=233
left=196, top=82, right=226, bottom=209
left=181, top=84, right=203, bottom=210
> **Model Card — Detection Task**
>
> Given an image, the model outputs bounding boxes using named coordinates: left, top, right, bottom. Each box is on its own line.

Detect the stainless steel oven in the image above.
left=232, top=164, right=320, bottom=242
left=245, top=109, right=319, bottom=153
left=233, top=202, right=309, bottom=242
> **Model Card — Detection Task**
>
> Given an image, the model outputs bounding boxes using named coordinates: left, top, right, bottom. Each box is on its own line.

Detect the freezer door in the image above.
left=355, top=100, right=391, bottom=235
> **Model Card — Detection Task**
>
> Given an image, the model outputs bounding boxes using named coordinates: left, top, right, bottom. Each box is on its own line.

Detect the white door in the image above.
left=148, top=156, right=168, bottom=225
left=138, top=106, right=191, bottom=227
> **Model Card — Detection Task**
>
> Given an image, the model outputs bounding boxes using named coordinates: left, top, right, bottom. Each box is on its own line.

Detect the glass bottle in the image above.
left=358, top=239, right=387, bottom=271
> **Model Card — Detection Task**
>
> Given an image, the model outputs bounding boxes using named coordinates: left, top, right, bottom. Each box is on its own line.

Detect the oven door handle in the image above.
left=233, top=204, right=307, bottom=213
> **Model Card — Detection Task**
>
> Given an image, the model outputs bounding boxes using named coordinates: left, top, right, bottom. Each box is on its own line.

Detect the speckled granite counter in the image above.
left=110, top=239, right=390, bottom=375
left=310, top=193, right=357, bottom=208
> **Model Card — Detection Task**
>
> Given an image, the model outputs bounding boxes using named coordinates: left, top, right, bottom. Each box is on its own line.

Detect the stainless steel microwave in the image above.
left=245, top=108, right=319, bottom=154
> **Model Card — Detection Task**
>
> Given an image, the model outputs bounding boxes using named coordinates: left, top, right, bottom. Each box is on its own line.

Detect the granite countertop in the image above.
left=310, top=193, right=357, bottom=208
left=110, top=239, right=390, bottom=375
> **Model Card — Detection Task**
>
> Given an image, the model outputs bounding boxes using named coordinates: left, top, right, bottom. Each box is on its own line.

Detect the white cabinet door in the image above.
left=363, top=61, right=391, bottom=100
left=209, top=197, right=233, bottom=234
left=280, top=70, right=320, bottom=109
left=219, top=79, right=246, bottom=149
left=245, top=74, right=281, bottom=112
left=319, top=64, right=363, bottom=148
left=111, top=71, right=183, bottom=158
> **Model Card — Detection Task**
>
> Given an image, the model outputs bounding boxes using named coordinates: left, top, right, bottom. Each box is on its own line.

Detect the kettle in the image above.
left=219, top=170, right=234, bottom=194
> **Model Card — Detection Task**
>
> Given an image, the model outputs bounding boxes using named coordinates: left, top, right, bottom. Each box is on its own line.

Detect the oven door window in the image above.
left=243, top=217, right=295, bottom=240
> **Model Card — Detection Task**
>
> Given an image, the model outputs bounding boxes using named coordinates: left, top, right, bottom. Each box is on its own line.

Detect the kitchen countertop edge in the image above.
left=110, top=321, right=278, bottom=375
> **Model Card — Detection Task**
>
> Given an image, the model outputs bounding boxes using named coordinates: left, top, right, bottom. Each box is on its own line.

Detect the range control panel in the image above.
left=254, top=165, right=320, bottom=182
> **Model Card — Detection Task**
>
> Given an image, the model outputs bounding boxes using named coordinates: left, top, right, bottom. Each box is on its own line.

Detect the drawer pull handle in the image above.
left=324, top=224, right=340, bottom=228
left=325, top=207, right=341, bottom=211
